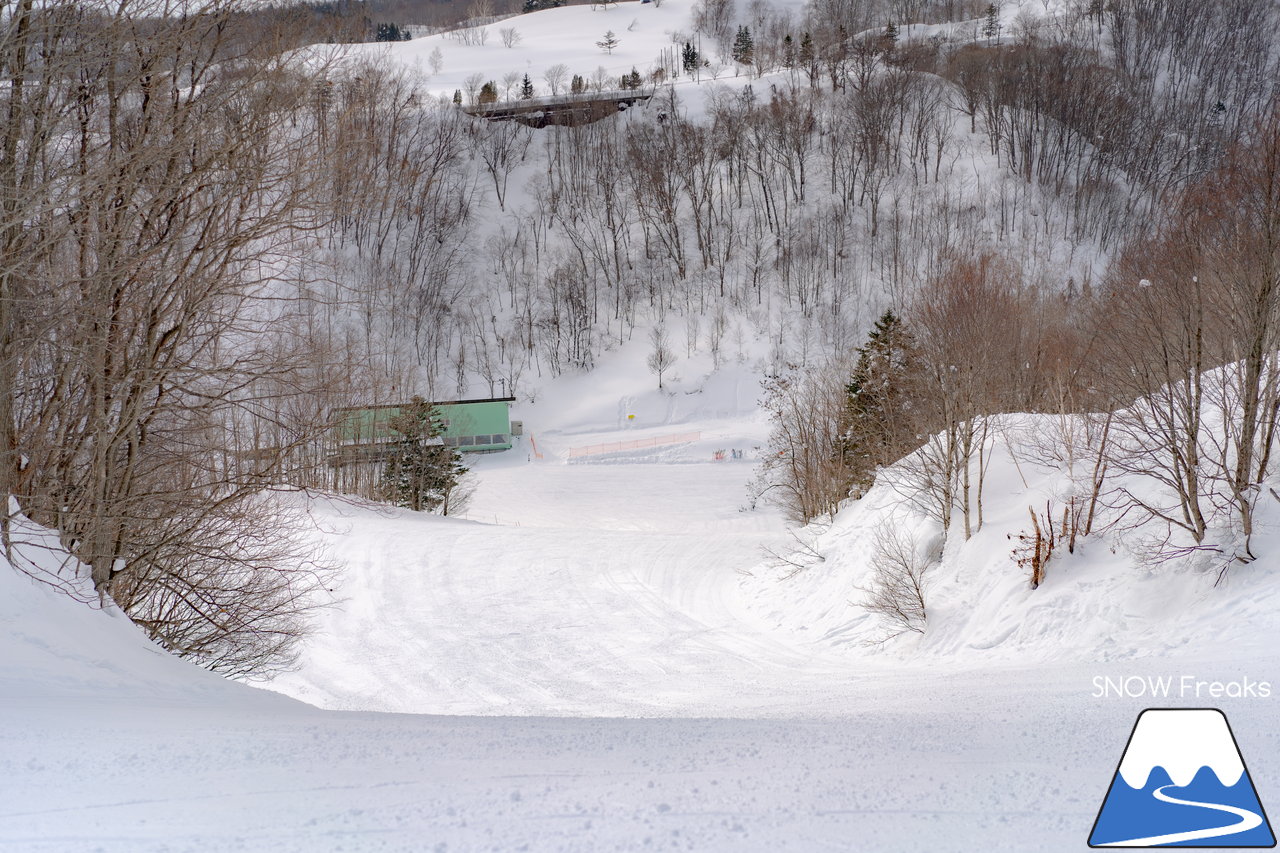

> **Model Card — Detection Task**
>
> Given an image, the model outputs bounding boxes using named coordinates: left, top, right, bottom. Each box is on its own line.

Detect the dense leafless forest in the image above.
left=2, top=0, right=1277, bottom=673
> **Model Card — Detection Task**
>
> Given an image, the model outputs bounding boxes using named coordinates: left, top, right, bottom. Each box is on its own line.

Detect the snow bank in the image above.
left=742, top=412, right=1280, bottom=665
left=0, top=511, right=300, bottom=711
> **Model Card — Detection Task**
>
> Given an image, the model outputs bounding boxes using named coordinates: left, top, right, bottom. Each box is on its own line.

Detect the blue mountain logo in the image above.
left=1090, top=708, right=1276, bottom=847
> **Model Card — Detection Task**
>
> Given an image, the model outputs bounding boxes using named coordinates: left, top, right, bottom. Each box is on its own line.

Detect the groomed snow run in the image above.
left=4, top=347, right=1280, bottom=851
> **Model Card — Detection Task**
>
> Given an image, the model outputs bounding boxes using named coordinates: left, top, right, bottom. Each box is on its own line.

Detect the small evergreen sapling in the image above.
left=380, top=397, right=468, bottom=514
left=681, top=41, right=700, bottom=74
left=732, top=25, right=754, bottom=64
left=881, top=21, right=898, bottom=52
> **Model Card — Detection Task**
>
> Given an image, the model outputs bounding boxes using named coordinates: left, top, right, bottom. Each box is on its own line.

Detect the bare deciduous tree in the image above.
left=859, top=521, right=937, bottom=640
left=757, top=361, right=856, bottom=524
left=3, top=0, right=340, bottom=676
left=1092, top=108, right=1280, bottom=567
left=646, top=325, right=677, bottom=389
left=543, top=62, right=569, bottom=96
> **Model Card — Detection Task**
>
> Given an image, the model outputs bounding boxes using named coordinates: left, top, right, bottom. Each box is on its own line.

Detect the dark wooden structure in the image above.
left=464, top=92, right=652, bottom=128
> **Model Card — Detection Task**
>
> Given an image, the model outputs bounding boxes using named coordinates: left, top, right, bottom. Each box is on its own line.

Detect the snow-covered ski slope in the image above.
left=342, top=0, right=774, bottom=103
left=268, top=356, right=854, bottom=716
left=7, top=509, right=1276, bottom=853
left=267, top=344, right=1280, bottom=718
left=341, top=0, right=1042, bottom=105
left=5, top=344, right=1280, bottom=851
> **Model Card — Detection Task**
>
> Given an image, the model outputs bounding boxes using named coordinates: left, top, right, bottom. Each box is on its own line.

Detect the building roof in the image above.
left=330, top=396, right=516, bottom=414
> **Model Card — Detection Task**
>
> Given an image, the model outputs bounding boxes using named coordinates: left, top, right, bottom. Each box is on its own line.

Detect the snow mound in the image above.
left=741, top=412, right=1280, bottom=665
left=0, top=510, right=299, bottom=711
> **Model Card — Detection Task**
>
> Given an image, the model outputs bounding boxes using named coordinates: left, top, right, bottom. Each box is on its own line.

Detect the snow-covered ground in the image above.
left=344, top=0, right=1054, bottom=105
left=5, top=0, right=1276, bottom=848
left=5, top=339, right=1280, bottom=851
left=345, top=0, right=781, bottom=102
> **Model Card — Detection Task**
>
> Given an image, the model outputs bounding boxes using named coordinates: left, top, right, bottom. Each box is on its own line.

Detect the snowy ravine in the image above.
left=5, top=353, right=1280, bottom=851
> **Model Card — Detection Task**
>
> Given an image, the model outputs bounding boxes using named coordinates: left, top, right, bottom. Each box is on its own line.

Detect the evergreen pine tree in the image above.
left=840, top=311, right=919, bottom=496
left=376, top=22, right=404, bottom=42
left=478, top=80, right=499, bottom=104
left=782, top=34, right=796, bottom=68
left=379, top=397, right=468, bottom=513
left=798, top=31, right=816, bottom=83
left=732, top=25, right=754, bottom=64
left=520, top=73, right=535, bottom=98
left=982, top=4, right=1000, bottom=41
left=522, top=0, right=540, bottom=12
left=882, top=21, right=898, bottom=51
left=597, top=29, right=620, bottom=54
left=681, top=41, right=700, bottom=74
left=570, top=73, right=587, bottom=94
left=452, top=89, right=463, bottom=105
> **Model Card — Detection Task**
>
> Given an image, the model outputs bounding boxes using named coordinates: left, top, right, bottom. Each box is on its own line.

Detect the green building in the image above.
left=330, top=397, right=518, bottom=462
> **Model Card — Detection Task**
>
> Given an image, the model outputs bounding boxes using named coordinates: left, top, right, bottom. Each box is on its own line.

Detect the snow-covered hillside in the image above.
left=297, top=0, right=1152, bottom=413
left=2, top=350, right=1280, bottom=845
left=351, top=0, right=716, bottom=102
left=0, top=512, right=300, bottom=711
left=6, top=343, right=1280, bottom=850
left=742, top=411, right=1280, bottom=666
left=349, top=0, right=1031, bottom=105
left=6, top=0, right=1280, bottom=849
left=258, top=341, right=1280, bottom=719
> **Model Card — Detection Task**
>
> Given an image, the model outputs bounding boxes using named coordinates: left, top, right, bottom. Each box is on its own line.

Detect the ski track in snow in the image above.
left=270, top=461, right=867, bottom=717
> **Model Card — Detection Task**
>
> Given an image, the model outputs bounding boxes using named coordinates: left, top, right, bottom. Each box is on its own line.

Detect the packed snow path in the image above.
left=7, top=424, right=1280, bottom=850
left=5, top=453, right=1280, bottom=851
left=271, top=462, right=868, bottom=716
left=0, top=678, right=1142, bottom=853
